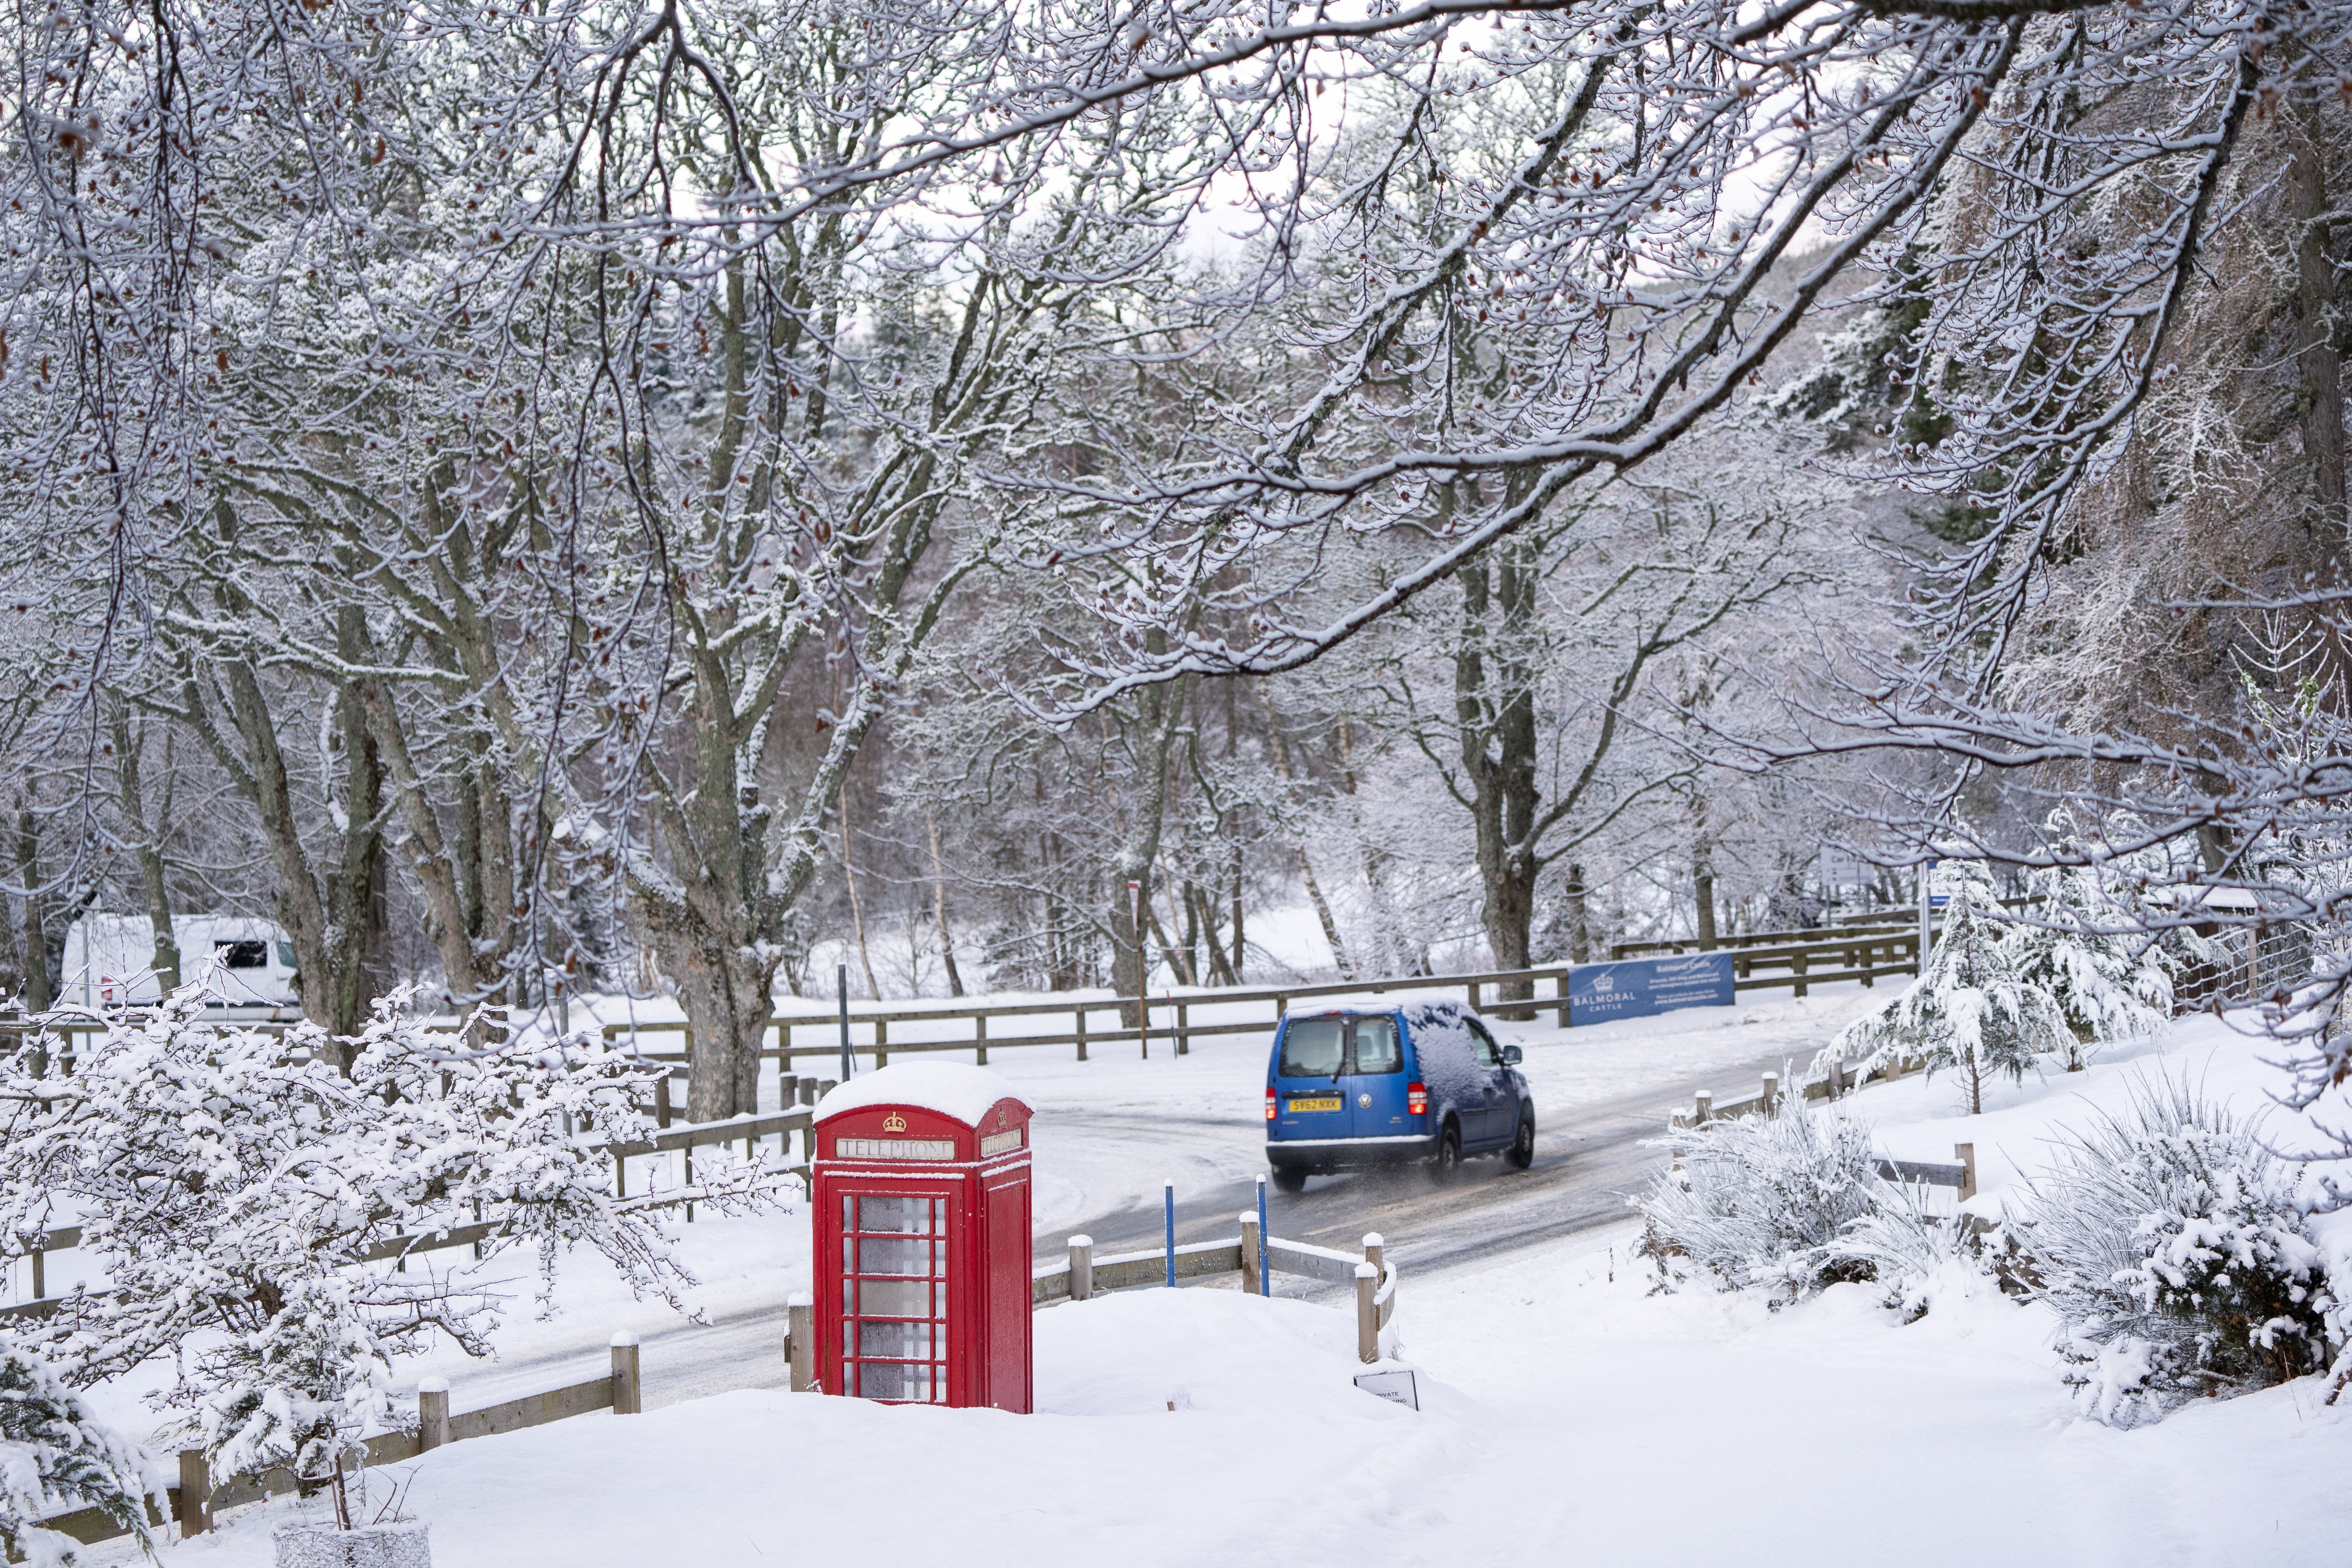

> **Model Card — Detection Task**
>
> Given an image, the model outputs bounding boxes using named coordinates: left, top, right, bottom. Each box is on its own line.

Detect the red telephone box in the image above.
left=811, top=1063, right=1034, bottom=1412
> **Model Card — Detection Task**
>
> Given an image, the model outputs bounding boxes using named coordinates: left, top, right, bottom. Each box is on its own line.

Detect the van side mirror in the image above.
left=1502, top=1045, right=1523, bottom=1066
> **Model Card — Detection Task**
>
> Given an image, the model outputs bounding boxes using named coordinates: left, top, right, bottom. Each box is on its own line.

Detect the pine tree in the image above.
left=0, top=1332, right=155, bottom=1567
left=1827, top=863, right=2066, bottom=1113
left=2008, top=809, right=2196, bottom=1069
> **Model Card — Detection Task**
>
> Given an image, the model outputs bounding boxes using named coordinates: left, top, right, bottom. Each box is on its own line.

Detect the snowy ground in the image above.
left=136, top=1007, right=2352, bottom=1567
left=56, top=1004, right=2351, bottom=1566
left=27, top=981, right=1889, bottom=1434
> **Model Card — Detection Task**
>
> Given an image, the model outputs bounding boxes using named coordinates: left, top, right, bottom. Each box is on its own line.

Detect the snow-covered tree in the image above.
left=1827, top=863, right=2065, bottom=1114
left=2007, top=809, right=2201, bottom=1069
left=0, top=1332, right=156, bottom=1568
left=0, top=986, right=785, bottom=1475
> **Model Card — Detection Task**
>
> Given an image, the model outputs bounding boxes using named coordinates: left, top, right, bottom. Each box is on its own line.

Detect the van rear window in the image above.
left=1277, top=1018, right=1345, bottom=1078
left=216, top=940, right=268, bottom=969
left=1352, top=1016, right=1402, bottom=1074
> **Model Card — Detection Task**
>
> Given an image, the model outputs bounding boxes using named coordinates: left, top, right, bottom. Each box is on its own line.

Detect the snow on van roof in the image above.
left=813, top=1061, right=1032, bottom=1127
left=1283, top=991, right=1468, bottom=1017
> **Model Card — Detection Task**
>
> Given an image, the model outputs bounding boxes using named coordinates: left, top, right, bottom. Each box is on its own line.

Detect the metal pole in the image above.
left=1256, top=1173, right=1269, bottom=1297
left=837, top=962, right=854, bottom=1080
left=1163, top=1178, right=1176, bottom=1287
left=1918, top=857, right=1933, bottom=975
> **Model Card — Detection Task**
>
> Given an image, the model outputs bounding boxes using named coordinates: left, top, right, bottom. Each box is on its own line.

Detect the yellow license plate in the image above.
left=1288, top=1096, right=1343, bottom=1112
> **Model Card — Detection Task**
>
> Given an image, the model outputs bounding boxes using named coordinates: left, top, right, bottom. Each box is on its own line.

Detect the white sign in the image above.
left=1352, top=1368, right=1419, bottom=1410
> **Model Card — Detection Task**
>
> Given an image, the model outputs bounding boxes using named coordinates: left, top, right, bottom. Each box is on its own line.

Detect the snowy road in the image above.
left=136, top=982, right=1884, bottom=1433
left=420, top=1021, right=1836, bottom=1417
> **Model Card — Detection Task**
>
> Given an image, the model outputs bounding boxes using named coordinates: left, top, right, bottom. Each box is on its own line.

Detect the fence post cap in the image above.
left=1163, top=1177, right=1175, bottom=1191
left=1362, top=1232, right=1383, bottom=1249
left=786, top=1291, right=814, bottom=1308
left=1354, top=1261, right=1378, bottom=1279
left=1068, top=1234, right=1092, bottom=1249
left=1240, top=1211, right=1259, bottom=1226
left=416, top=1376, right=450, bottom=1394
left=610, top=1330, right=640, bottom=1348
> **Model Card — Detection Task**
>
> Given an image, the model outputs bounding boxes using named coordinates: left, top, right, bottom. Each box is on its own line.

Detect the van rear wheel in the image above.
left=1427, top=1122, right=1462, bottom=1182
left=1505, top=1109, right=1535, bottom=1170
left=1269, top=1166, right=1308, bottom=1194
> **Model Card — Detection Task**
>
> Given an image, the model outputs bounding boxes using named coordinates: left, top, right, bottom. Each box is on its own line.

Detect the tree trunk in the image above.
left=1458, top=546, right=1543, bottom=1015
left=1564, top=864, right=1590, bottom=965
left=1109, top=661, right=1186, bottom=1028
left=927, top=812, right=965, bottom=997
left=2287, top=96, right=2346, bottom=557
left=109, top=706, right=181, bottom=994
left=14, top=799, right=47, bottom=1012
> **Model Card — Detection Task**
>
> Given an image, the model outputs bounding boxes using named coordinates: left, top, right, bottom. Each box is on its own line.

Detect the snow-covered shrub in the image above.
left=1817, top=1189, right=1977, bottom=1322
left=0, top=986, right=790, bottom=1485
left=1826, top=862, right=2065, bottom=1112
left=0, top=1332, right=157, bottom=1567
left=2023, top=1076, right=2333, bottom=1426
left=1636, top=1109, right=1885, bottom=1299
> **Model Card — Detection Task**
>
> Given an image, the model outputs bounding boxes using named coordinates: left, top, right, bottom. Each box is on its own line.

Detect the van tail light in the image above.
left=1265, top=1087, right=1278, bottom=1122
left=1407, top=1082, right=1428, bottom=1116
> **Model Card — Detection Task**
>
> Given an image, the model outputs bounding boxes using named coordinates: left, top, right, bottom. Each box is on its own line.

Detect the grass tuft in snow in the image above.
left=2019, top=1072, right=2336, bottom=1427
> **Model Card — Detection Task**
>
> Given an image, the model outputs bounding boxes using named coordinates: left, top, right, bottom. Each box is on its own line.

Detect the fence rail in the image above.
left=598, top=934, right=1928, bottom=1073
left=2, top=1109, right=815, bottom=1321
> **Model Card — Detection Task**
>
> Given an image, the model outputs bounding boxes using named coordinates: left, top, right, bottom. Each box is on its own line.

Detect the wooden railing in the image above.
left=1, top=1109, right=813, bottom=1321
left=601, top=933, right=1927, bottom=1073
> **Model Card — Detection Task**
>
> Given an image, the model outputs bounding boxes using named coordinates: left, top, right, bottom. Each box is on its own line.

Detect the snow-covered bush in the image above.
left=0, top=986, right=789, bottom=1486
left=0, top=1332, right=157, bottom=1567
left=1826, top=862, right=2065, bottom=1112
left=2023, top=1076, right=2334, bottom=1426
left=1816, top=1189, right=1978, bottom=1322
left=1636, top=1109, right=1886, bottom=1299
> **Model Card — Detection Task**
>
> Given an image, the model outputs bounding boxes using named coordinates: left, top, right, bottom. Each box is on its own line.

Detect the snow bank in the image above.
left=813, top=1062, right=1031, bottom=1126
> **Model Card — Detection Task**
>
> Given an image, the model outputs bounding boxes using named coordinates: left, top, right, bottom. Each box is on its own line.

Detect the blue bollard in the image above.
left=1164, top=1179, right=1176, bottom=1287
left=1256, top=1174, right=1269, bottom=1297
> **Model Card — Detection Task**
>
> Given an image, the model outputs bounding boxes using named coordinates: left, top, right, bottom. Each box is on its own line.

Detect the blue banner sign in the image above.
left=1568, top=953, right=1735, bottom=1025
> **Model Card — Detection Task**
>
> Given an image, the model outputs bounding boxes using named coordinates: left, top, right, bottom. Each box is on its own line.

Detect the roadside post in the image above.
left=1255, top=1174, right=1270, bottom=1297
left=812, top=1063, right=1034, bottom=1410
left=837, top=963, right=855, bottom=1081
left=1163, top=1178, right=1176, bottom=1287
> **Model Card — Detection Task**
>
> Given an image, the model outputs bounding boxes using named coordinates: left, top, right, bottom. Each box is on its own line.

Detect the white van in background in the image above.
left=61, top=914, right=303, bottom=1017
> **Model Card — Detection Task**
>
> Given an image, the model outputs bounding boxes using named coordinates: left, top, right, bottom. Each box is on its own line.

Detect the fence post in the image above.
left=874, top=1018, right=888, bottom=1069
left=1554, top=969, right=1571, bottom=1028
left=1466, top=980, right=1481, bottom=1011
left=655, top=1072, right=673, bottom=1129
left=1068, top=1236, right=1094, bottom=1302
left=1256, top=1173, right=1269, bottom=1296
left=417, top=1377, right=450, bottom=1451
left=1694, top=1089, right=1713, bottom=1125
left=1363, top=1231, right=1384, bottom=1282
left=797, top=1075, right=816, bottom=1106
left=1176, top=1000, right=1188, bottom=1056
left=974, top=1014, right=986, bottom=1067
left=1075, top=1004, right=1088, bottom=1062
left=1761, top=1072, right=1779, bottom=1120
left=29, top=1242, right=42, bottom=1301
left=177, top=1448, right=210, bottom=1538
left=1791, top=951, right=1809, bottom=999
left=1354, top=1263, right=1379, bottom=1364
left=1955, top=1143, right=1978, bottom=1203
left=1163, top=1180, right=1176, bottom=1287
left=610, top=1332, right=642, bottom=1415
left=787, top=1294, right=815, bottom=1392
left=1238, top=1211, right=1261, bottom=1296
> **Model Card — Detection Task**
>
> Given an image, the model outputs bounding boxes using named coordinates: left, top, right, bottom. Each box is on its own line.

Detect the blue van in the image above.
left=1264, top=996, right=1532, bottom=1191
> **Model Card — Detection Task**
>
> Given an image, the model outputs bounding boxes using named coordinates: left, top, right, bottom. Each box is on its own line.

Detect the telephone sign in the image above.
left=811, top=1063, right=1034, bottom=1413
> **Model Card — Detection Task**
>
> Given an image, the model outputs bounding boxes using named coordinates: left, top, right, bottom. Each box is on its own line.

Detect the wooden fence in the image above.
left=2, top=1108, right=815, bottom=1322
left=601, top=930, right=1927, bottom=1074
